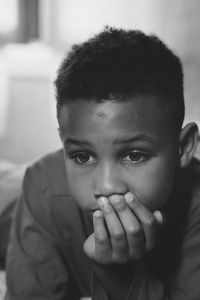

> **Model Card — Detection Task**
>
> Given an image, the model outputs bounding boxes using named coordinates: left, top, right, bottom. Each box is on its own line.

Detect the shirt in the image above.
left=5, top=149, right=200, bottom=300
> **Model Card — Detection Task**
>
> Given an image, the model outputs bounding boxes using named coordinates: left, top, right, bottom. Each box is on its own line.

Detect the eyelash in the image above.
left=69, top=151, right=97, bottom=166
left=68, top=150, right=150, bottom=166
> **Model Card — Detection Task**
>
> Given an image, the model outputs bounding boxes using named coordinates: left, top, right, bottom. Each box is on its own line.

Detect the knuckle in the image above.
left=112, top=230, right=125, bottom=241
left=144, top=216, right=156, bottom=228
left=95, top=234, right=107, bottom=244
left=128, top=226, right=142, bottom=237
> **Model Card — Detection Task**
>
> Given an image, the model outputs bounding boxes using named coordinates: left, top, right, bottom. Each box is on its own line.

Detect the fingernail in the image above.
left=154, top=210, right=165, bottom=225
left=109, top=194, right=124, bottom=210
left=124, top=192, right=134, bottom=203
left=98, top=196, right=111, bottom=213
left=93, top=210, right=102, bottom=218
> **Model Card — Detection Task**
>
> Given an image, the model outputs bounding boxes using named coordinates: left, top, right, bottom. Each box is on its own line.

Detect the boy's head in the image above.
left=55, top=27, right=198, bottom=213
left=55, top=26, right=185, bottom=131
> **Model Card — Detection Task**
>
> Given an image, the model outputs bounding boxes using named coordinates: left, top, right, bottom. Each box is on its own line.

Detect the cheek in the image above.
left=128, top=159, right=177, bottom=212
left=138, top=174, right=174, bottom=211
left=65, top=163, right=93, bottom=209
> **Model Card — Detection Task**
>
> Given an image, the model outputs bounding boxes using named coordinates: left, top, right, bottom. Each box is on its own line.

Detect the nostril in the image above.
left=94, top=194, right=103, bottom=200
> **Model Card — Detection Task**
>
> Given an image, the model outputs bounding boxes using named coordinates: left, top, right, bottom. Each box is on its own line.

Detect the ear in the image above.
left=179, top=122, right=199, bottom=168
left=58, top=127, right=63, bottom=142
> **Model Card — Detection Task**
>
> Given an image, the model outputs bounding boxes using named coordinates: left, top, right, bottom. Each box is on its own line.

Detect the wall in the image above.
left=0, top=0, right=200, bottom=164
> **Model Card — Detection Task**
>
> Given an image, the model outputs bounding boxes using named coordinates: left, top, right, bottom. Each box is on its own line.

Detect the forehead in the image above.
left=59, top=96, right=173, bottom=142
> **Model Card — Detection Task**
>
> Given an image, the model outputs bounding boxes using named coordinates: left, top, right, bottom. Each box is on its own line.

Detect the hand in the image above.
left=83, top=192, right=164, bottom=264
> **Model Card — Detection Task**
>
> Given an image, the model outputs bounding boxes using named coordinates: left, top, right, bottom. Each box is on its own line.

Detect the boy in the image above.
left=5, top=27, right=200, bottom=299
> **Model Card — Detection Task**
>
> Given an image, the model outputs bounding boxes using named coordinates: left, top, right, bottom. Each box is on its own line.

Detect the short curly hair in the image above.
left=55, top=26, right=185, bottom=129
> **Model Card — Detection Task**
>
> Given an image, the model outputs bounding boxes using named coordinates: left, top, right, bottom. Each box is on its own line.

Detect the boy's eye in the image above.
left=71, top=152, right=96, bottom=165
left=123, top=150, right=148, bottom=163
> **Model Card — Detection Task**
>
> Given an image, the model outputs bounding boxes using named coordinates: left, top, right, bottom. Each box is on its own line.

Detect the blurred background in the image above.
left=0, top=0, right=200, bottom=165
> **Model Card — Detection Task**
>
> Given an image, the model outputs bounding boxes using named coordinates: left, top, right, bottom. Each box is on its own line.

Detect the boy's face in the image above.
left=59, top=96, right=180, bottom=214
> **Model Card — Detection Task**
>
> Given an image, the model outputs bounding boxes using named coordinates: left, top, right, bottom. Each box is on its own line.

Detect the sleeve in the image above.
left=5, top=168, right=71, bottom=300
left=91, top=261, right=166, bottom=300
left=91, top=199, right=200, bottom=300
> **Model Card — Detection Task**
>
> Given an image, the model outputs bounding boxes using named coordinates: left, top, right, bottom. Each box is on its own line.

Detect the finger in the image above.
left=98, top=196, right=128, bottom=262
left=93, top=210, right=111, bottom=263
left=109, top=194, right=145, bottom=259
left=83, top=233, right=95, bottom=259
left=125, top=192, right=157, bottom=251
left=153, top=210, right=165, bottom=226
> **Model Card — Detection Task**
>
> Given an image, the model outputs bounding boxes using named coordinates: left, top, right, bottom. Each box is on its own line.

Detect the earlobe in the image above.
left=179, top=122, right=199, bottom=168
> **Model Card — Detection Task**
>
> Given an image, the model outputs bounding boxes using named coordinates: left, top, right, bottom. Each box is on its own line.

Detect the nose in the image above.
left=93, top=162, right=128, bottom=198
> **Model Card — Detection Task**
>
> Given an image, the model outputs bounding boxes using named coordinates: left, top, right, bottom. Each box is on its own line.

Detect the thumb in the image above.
left=153, top=210, right=165, bottom=226
left=83, top=233, right=95, bottom=258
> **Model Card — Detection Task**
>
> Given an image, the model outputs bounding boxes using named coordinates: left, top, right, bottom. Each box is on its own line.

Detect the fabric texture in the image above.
left=0, top=160, right=28, bottom=269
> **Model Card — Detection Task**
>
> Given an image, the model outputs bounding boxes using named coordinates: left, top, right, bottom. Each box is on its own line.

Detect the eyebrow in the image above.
left=65, top=138, right=91, bottom=147
left=113, top=135, right=156, bottom=145
left=65, top=135, right=155, bottom=147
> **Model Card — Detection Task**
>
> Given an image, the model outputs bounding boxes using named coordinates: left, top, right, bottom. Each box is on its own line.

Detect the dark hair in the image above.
left=55, top=26, right=185, bottom=129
